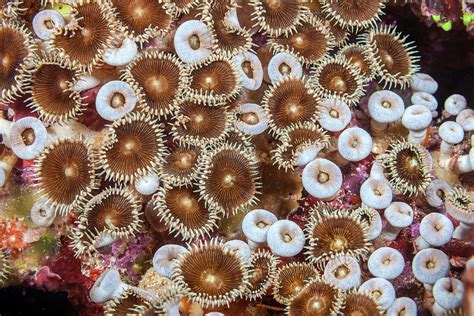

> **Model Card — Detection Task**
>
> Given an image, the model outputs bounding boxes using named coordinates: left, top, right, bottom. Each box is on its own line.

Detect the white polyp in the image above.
left=471, top=147, right=474, bottom=170
left=318, top=98, right=351, bottom=132
left=412, top=248, right=450, bottom=287
left=358, top=208, right=383, bottom=241
left=235, top=103, right=268, bottom=135
left=402, top=104, right=431, bottom=129
left=337, top=127, right=373, bottom=162
left=73, top=75, right=101, bottom=92
left=386, top=297, right=417, bottom=316
left=302, top=158, right=343, bottom=199
left=431, top=302, right=448, bottom=315
left=165, top=299, right=181, bottom=316
left=93, top=231, right=116, bottom=249
left=414, top=236, right=431, bottom=251
left=444, top=94, right=467, bottom=116
left=411, top=73, right=438, bottom=94
left=95, top=81, right=137, bottom=121
left=456, top=109, right=474, bottom=132
left=0, top=168, right=6, bottom=188
left=382, top=202, right=413, bottom=241
left=174, top=20, right=212, bottom=64
left=32, top=9, right=65, bottom=40
left=233, top=52, right=263, bottom=90
left=295, top=146, right=323, bottom=167
left=452, top=222, right=473, bottom=241
left=89, top=269, right=128, bottom=303
left=247, top=239, right=264, bottom=250
left=323, top=255, right=361, bottom=291
left=381, top=227, right=403, bottom=244
left=134, top=171, right=160, bottom=195
left=368, top=90, right=405, bottom=134
left=439, top=121, right=464, bottom=157
left=456, top=147, right=474, bottom=173
left=9, top=116, right=48, bottom=160
left=411, top=92, right=438, bottom=111
left=423, top=145, right=434, bottom=172
left=466, top=257, right=474, bottom=271
left=417, top=213, right=453, bottom=249
left=242, top=209, right=278, bottom=244
left=47, top=120, right=101, bottom=144
left=360, top=177, right=393, bottom=209
left=152, top=244, right=188, bottom=278
left=267, top=52, right=303, bottom=83
left=368, top=247, right=405, bottom=280
left=30, top=199, right=56, bottom=227
left=432, top=277, right=464, bottom=314
left=409, top=129, right=428, bottom=145
left=0, top=117, right=13, bottom=146
left=103, top=37, right=138, bottom=66
left=0, top=154, right=17, bottom=187
left=370, top=161, right=385, bottom=181
left=446, top=188, right=474, bottom=241
left=425, top=179, right=451, bottom=208
left=266, top=220, right=305, bottom=257
left=402, top=105, right=432, bottom=144
left=438, top=121, right=464, bottom=168
left=224, top=239, right=251, bottom=261
left=359, top=278, right=396, bottom=310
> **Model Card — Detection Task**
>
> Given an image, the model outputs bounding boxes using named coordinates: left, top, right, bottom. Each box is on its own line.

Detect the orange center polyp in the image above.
left=380, top=49, right=394, bottom=69
left=120, top=137, right=141, bottom=155
left=146, top=76, right=168, bottom=93
left=200, top=75, right=218, bottom=90
left=81, top=28, right=93, bottom=43
left=221, top=173, right=236, bottom=188
left=174, top=153, right=193, bottom=170
left=1, top=54, right=11, bottom=68
left=264, top=0, right=282, bottom=9
left=307, top=297, right=326, bottom=313
left=202, top=271, right=224, bottom=290
left=132, top=6, right=145, bottom=18
left=330, top=76, right=347, bottom=92
left=291, top=34, right=308, bottom=49
left=179, top=195, right=196, bottom=211
left=285, top=103, right=302, bottom=120
left=63, top=163, right=79, bottom=178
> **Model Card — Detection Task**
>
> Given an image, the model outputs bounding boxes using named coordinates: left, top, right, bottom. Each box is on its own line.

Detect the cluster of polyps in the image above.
left=0, top=0, right=472, bottom=315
